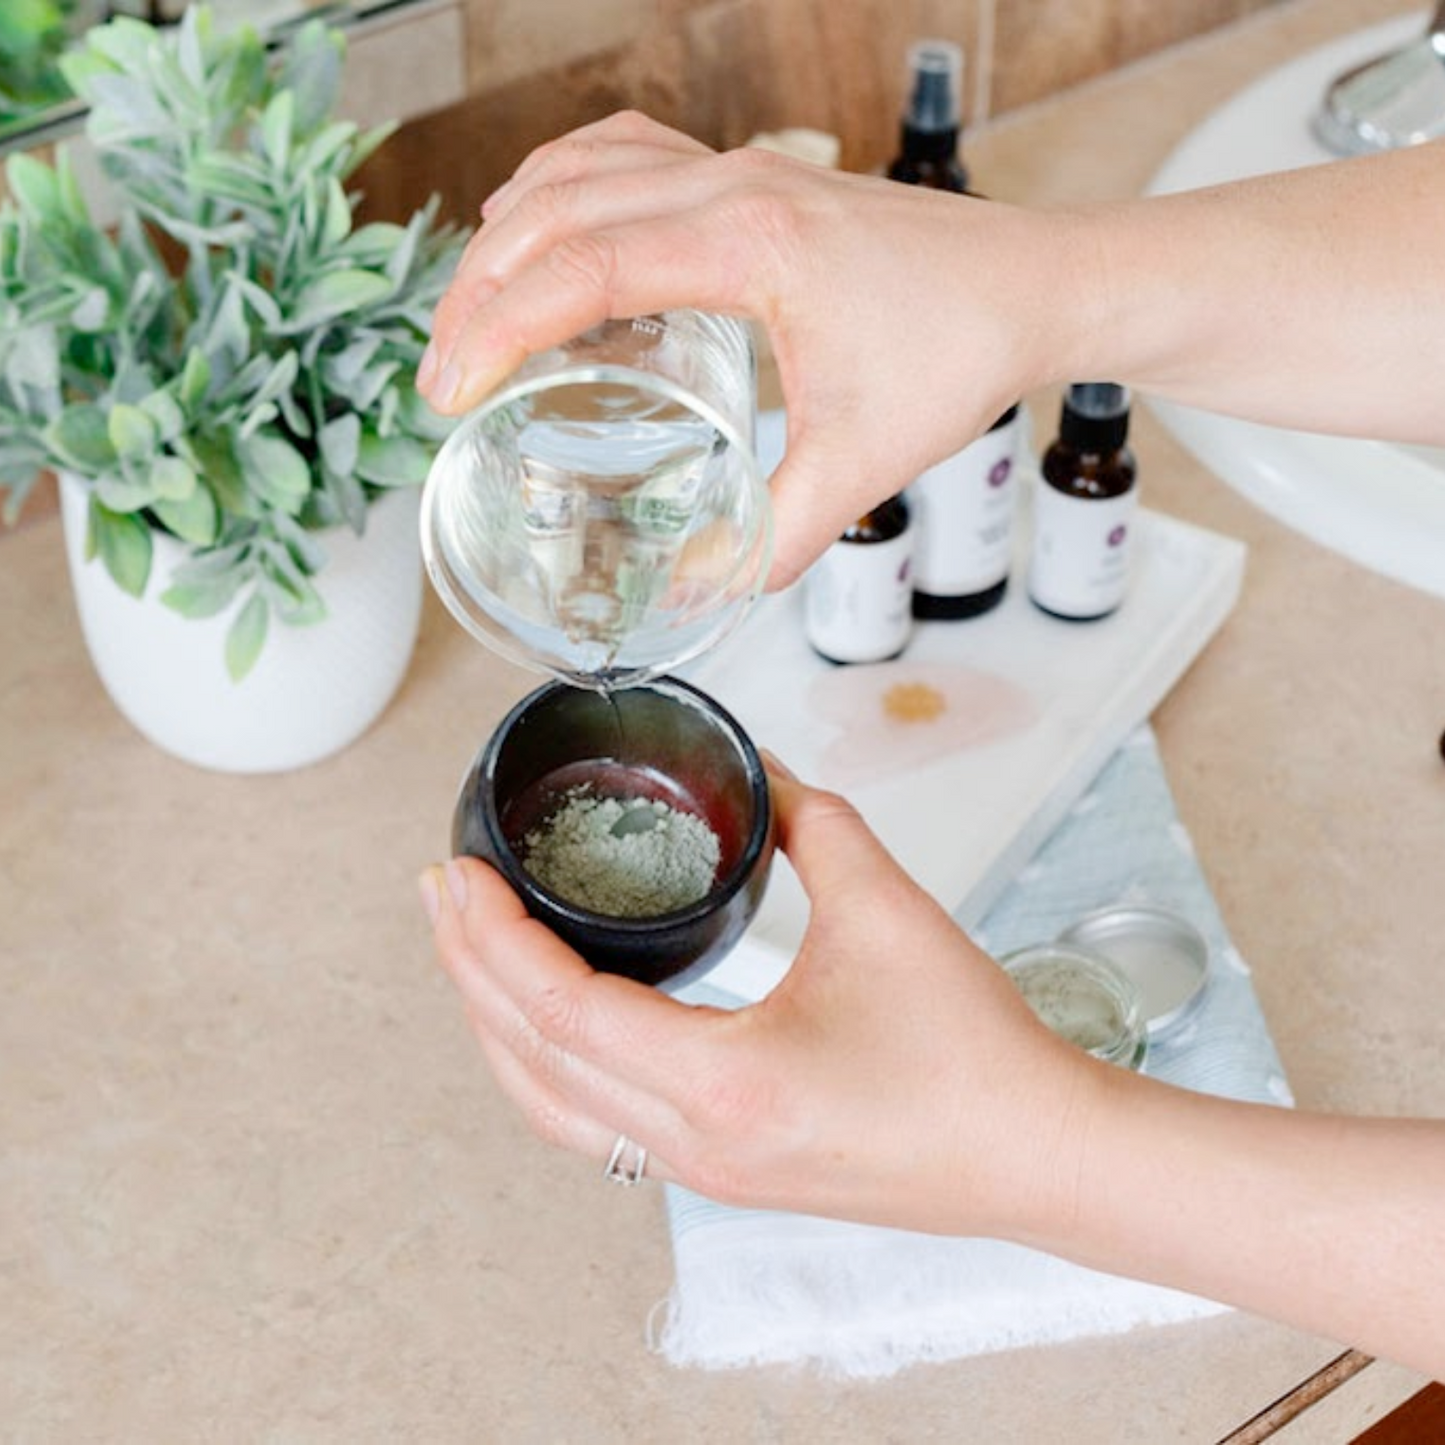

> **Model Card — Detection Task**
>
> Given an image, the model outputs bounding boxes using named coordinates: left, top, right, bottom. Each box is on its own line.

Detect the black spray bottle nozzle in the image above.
left=1059, top=382, right=1132, bottom=452
left=904, top=39, right=963, bottom=133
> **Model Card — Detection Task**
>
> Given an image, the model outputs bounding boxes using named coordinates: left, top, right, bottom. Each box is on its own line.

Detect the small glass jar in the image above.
left=1001, top=941, right=1148, bottom=1070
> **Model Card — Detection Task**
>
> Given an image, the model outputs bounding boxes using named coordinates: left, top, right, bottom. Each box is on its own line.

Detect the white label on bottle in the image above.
left=907, top=416, right=1020, bottom=596
left=802, top=531, right=913, bottom=663
left=1027, top=485, right=1138, bottom=618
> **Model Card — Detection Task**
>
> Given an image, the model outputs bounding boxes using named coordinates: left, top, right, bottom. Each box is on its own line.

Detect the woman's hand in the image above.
left=418, top=756, right=1445, bottom=1376
left=419, top=757, right=1100, bottom=1238
left=416, top=111, right=1067, bottom=588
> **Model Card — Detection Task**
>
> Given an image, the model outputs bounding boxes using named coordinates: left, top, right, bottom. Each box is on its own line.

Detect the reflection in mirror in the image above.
left=0, top=0, right=420, bottom=150
left=0, top=2, right=99, bottom=141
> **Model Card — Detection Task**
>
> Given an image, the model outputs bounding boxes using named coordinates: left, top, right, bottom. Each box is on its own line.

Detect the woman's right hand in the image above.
left=418, top=111, right=1073, bottom=588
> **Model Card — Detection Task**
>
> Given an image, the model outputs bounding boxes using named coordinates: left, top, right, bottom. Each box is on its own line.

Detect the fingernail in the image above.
left=418, top=867, right=442, bottom=926
left=444, top=857, right=469, bottom=910
left=434, top=361, right=463, bottom=411
left=480, top=184, right=509, bottom=220
left=417, top=340, right=439, bottom=391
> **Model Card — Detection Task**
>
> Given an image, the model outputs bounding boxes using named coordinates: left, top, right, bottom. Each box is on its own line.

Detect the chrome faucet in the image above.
left=1316, top=3, right=1445, bottom=154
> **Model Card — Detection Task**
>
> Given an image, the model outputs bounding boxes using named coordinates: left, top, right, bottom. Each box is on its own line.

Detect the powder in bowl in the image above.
left=522, top=786, right=721, bottom=918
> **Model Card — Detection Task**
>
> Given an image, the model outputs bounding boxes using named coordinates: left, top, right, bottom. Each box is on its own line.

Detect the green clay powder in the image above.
left=522, top=788, right=721, bottom=918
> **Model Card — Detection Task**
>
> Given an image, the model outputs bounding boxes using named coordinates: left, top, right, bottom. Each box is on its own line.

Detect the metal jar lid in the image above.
left=1057, top=904, right=1210, bottom=1040
left=1000, top=942, right=1148, bottom=1071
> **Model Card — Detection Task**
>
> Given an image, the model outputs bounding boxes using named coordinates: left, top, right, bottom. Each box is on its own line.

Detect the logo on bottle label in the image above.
left=1028, top=488, right=1137, bottom=618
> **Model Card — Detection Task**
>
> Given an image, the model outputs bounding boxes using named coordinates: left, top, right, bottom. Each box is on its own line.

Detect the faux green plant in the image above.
left=0, top=7, right=464, bottom=678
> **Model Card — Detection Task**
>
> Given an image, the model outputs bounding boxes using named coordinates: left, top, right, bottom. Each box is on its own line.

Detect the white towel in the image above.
left=656, top=727, right=1292, bottom=1377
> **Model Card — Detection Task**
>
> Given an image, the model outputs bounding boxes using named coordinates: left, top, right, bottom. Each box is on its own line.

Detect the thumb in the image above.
left=762, top=449, right=857, bottom=591
left=764, top=757, right=905, bottom=912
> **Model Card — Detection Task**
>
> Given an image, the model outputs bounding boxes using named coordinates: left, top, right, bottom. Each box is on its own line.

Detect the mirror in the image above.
left=0, top=1, right=422, bottom=152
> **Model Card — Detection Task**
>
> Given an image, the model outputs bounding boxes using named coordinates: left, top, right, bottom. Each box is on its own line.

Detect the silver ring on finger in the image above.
left=603, top=1133, right=648, bottom=1187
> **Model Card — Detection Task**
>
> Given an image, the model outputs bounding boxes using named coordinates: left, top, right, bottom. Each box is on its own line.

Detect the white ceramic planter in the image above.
left=58, top=473, right=423, bottom=772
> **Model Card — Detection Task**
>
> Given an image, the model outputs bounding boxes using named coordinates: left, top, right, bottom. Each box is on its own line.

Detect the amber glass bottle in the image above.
left=802, top=495, right=913, bottom=664
left=887, top=40, right=969, bottom=193
left=888, top=40, right=1021, bottom=621
left=1028, top=383, right=1138, bottom=621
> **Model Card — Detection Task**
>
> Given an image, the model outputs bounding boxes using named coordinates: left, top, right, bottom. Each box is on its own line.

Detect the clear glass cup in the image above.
left=420, top=311, right=771, bottom=687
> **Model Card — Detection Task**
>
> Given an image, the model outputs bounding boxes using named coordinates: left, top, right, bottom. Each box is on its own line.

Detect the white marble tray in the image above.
left=690, top=414, right=1246, bottom=997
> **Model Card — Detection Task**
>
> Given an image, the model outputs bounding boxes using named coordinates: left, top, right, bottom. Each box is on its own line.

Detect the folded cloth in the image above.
left=655, top=726, right=1292, bottom=1377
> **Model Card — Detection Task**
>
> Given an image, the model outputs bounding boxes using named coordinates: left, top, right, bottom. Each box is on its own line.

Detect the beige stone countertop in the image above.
left=3, top=0, right=1441, bottom=1436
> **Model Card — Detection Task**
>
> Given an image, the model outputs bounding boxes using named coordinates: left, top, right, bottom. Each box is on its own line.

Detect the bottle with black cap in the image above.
left=888, top=40, right=1022, bottom=620
left=1028, top=382, right=1138, bottom=621
left=887, top=38, right=970, bottom=193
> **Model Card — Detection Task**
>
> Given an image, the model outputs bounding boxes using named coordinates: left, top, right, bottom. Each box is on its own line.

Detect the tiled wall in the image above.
left=458, top=0, right=1291, bottom=177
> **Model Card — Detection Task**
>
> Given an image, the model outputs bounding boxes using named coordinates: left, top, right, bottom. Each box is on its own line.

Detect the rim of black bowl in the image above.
left=480, top=675, right=772, bottom=935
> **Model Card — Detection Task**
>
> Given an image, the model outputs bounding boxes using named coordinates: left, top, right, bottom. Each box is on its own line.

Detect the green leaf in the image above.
left=188, top=153, right=273, bottom=208
left=6, top=325, right=61, bottom=395
left=140, top=390, right=186, bottom=442
left=45, top=405, right=117, bottom=474
left=238, top=401, right=277, bottom=440
left=236, top=432, right=310, bottom=513
left=70, top=287, right=109, bottom=332
left=166, top=537, right=250, bottom=582
left=179, top=348, right=211, bottom=410
left=259, top=539, right=325, bottom=624
left=279, top=21, right=345, bottom=136
left=298, top=120, right=360, bottom=180
left=259, top=89, right=294, bottom=172
left=96, top=468, right=160, bottom=513
left=189, top=434, right=257, bottom=519
left=340, top=222, right=406, bottom=267
left=161, top=571, right=241, bottom=619
left=163, top=216, right=256, bottom=250
left=321, top=175, right=351, bottom=246
left=275, top=389, right=312, bottom=439
left=5, top=153, right=66, bottom=228
left=108, top=402, right=158, bottom=460
left=356, top=431, right=429, bottom=487
left=89, top=495, right=153, bottom=597
left=340, top=121, right=397, bottom=181
left=225, top=591, right=269, bottom=681
left=202, top=281, right=251, bottom=366
left=245, top=351, right=299, bottom=410
left=72, top=15, right=156, bottom=75
left=314, top=464, right=366, bottom=533
left=318, top=412, right=359, bottom=478
left=326, top=333, right=383, bottom=384
left=235, top=277, right=282, bottom=330
left=283, top=268, right=392, bottom=332
left=150, top=453, right=196, bottom=501
left=270, top=509, right=328, bottom=574
left=152, top=481, right=218, bottom=545
left=175, top=5, right=207, bottom=88
left=385, top=209, right=425, bottom=289
left=52, top=150, right=91, bottom=229
left=80, top=72, right=174, bottom=145
left=339, top=360, right=399, bottom=415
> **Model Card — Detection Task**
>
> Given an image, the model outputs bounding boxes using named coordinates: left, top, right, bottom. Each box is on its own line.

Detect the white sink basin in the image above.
left=1147, top=12, right=1445, bottom=600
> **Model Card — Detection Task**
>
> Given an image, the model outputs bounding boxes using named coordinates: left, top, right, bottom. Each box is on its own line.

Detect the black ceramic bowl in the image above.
left=452, top=675, right=775, bottom=991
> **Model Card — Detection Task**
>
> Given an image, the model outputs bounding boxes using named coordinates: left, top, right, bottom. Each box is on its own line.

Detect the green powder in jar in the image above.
left=522, top=788, right=721, bottom=918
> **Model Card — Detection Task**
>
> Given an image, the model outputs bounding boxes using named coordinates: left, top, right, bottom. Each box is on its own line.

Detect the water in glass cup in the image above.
left=420, top=313, right=770, bottom=688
